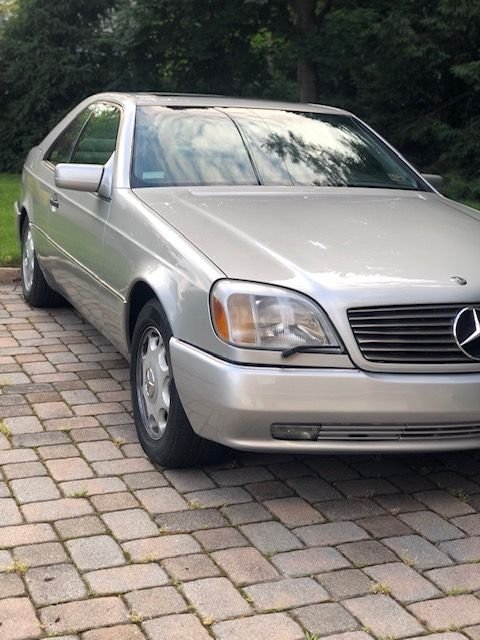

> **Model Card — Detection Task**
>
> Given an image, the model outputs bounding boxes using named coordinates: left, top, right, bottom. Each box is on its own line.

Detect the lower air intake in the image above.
left=271, top=423, right=480, bottom=441
left=317, top=423, right=480, bottom=441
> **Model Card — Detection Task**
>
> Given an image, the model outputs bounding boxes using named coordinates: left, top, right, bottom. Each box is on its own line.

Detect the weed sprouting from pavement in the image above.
left=370, top=582, right=392, bottom=595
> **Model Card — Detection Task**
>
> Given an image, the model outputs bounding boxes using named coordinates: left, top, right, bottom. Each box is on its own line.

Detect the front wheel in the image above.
left=130, top=299, right=222, bottom=467
left=21, top=220, right=63, bottom=307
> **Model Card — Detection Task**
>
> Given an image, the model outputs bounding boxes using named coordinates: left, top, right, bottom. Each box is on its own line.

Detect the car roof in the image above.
left=87, top=92, right=352, bottom=116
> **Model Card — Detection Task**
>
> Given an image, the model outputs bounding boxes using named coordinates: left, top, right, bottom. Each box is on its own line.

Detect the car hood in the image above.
left=135, top=186, right=480, bottom=305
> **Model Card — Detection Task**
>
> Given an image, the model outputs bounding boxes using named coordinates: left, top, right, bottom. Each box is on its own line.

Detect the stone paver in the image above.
left=66, top=535, right=125, bottom=570
left=272, top=547, right=351, bottom=576
left=101, top=509, right=159, bottom=540
left=91, top=491, right=139, bottom=512
left=84, top=563, right=168, bottom=594
left=60, top=477, right=126, bottom=497
left=415, top=490, right=474, bottom=518
left=156, top=508, right=227, bottom=533
left=222, top=502, right=272, bottom=525
left=264, top=497, right=324, bottom=527
left=383, top=534, right=454, bottom=569
left=55, top=515, right=107, bottom=539
left=426, top=564, right=480, bottom=592
left=409, top=595, right=480, bottom=631
left=211, top=546, right=279, bottom=586
left=0, top=498, right=22, bottom=525
left=82, top=626, right=145, bottom=640
left=239, top=521, right=303, bottom=553
left=344, top=594, right=425, bottom=638
left=439, top=536, right=480, bottom=562
left=365, top=562, right=441, bottom=603
left=465, top=626, right=480, bottom=640
left=162, top=553, right=220, bottom=581
left=338, top=539, right=398, bottom=566
left=0, top=573, right=25, bottom=598
left=244, top=577, right=329, bottom=610
left=25, top=564, right=87, bottom=605
left=0, top=597, right=41, bottom=640
left=453, top=514, right=480, bottom=536
left=10, top=476, right=61, bottom=503
left=212, top=612, right=304, bottom=639
left=1, top=283, right=480, bottom=639
left=14, top=541, right=67, bottom=567
left=142, top=614, right=211, bottom=640
left=22, top=497, right=93, bottom=522
left=400, top=510, right=465, bottom=542
left=125, top=586, right=187, bottom=618
left=316, top=568, right=373, bottom=599
left=193, top=526, right=248, bottom=550
left=0, top=523, right=56, bottom=547
left=46, top=457, right=93, bottom=481
left=135, top=487, right=188, bottom=514
left=40, top=596, right=129, bottom=634
left=294, top=521, right=368, bottom=546
left=293, top=602, right=359, bottom=636
left=184, top=486, right=251, bottom=507
left=181, top=577, right=251, bottom=620
left=123, top=534, right=201, bottom=561
left=319, top=498, right=385, bottom=520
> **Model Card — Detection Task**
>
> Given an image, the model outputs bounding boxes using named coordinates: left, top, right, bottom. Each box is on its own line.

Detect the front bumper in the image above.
left=170, top=338, right=480, bottom=454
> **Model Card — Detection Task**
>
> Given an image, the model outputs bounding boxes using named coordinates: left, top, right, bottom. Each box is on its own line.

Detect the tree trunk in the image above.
left=291, top=0, right=334, bottom=103
left=297, top=54, right=317, bottom=102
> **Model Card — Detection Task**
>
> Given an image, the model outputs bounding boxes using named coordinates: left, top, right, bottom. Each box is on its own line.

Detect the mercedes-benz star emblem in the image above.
left=453, top=307, right=480, bottom=360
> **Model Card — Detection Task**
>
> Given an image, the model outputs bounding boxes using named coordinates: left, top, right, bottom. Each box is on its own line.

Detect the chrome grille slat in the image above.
left=358, top=338, right=457, bottom=345
left=317, top=423, right=480, bottom=441
left=362, top=342, right=458, bottom=353
left=348, top=303, right=475, bottom=364
left=355, top=328, right=453, bottom=333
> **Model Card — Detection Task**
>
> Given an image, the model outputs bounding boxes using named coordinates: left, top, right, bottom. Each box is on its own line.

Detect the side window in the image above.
left=70, top=103, right=120, bottom=165
left=46, top=108, right=90, bottom=165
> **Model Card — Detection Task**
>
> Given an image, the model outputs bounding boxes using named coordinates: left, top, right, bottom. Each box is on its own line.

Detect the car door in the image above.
left=29, top=107, right=91, bottom=274
left=44, top=102, right=121, bottom=325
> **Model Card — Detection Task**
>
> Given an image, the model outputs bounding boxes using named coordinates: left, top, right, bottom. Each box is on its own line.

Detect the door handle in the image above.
left=49, top=193, right=59, bottom=210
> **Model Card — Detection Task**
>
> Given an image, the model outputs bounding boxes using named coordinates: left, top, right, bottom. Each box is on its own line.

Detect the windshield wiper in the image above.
left=344, top=182, right=418, bottom=191
left=281, top=345, right=334, bottom=358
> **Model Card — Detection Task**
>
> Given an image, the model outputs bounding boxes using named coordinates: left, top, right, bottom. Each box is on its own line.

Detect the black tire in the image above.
left=130, top=299, right=223, bottom=467
left=21, top=219, right=64, bottom=307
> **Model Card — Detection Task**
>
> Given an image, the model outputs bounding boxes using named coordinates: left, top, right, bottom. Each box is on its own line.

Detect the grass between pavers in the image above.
left=0, top=173, right=21, bottom=266
left=0, top=172, right=479, bottom=267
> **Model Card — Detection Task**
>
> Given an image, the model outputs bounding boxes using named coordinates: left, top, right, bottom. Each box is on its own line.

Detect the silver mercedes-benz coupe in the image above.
left=17, top=92, right=480, bottom=466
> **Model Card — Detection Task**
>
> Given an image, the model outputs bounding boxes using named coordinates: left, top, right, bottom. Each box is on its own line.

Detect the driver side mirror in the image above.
left=421, top=173, right=444, bottom=193
left=55, top=163, right=104, bottom=192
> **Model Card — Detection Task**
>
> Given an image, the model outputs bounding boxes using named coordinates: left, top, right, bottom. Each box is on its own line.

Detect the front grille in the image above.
left=316, top=423, right=480, bottom=441
left=348, top=304, right=474, bottom=364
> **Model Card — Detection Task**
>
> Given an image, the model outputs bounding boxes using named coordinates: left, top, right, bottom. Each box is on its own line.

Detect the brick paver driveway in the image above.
left=1, top=282, right=480, bottom=640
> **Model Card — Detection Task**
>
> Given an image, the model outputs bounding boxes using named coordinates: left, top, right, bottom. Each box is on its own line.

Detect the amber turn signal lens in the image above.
left=211, top=296, right=229, bottom=341
left=227, top=294, right=256, bottom=344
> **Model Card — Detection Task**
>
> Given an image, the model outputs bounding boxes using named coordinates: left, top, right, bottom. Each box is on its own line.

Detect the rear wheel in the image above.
left=21, top=220, right=63, bottom=307
left=130, top=299, right=222, bottom=467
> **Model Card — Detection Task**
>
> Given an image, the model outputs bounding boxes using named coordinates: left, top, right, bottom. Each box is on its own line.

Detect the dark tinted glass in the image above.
left=46, top=108, right=90, bottom=165
left=70, top=103, right=120, bottom=165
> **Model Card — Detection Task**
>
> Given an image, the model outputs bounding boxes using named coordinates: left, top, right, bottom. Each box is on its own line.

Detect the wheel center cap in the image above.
left=145, top=368, right=156, bottom=398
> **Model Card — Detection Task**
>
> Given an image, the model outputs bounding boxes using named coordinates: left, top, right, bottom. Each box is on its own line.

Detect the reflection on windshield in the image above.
left=132, top=107, right=421, bottom=190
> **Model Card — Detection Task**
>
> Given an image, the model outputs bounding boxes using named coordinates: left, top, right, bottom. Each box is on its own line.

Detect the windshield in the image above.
left=132, top=106, right=425, bottom=190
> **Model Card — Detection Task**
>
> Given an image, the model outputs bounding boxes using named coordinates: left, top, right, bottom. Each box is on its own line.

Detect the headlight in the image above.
left=210, top=280, right=341, bottom=351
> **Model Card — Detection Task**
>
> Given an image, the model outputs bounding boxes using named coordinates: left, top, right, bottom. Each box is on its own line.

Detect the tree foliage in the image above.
left=0, top=0, right=115, bottom=170
left=0, top=0, right=479, bottom=202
